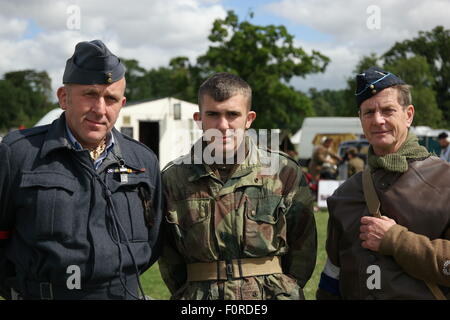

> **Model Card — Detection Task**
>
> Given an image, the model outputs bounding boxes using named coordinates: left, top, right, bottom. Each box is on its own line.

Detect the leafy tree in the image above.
left=0, top=70, right=55, bottom=131
left=122, top=57, right=199, bottom=103
left=195, top=10, right=330, bottom=132
left=122, top=58, right=150, bottom=101
left=383, top=26, right=450, bottom=126
left=120, top=11, right=329, bottom=132
left=308, top=88, right=349, bottom=117
left=384, top=56, right=443, bottom=127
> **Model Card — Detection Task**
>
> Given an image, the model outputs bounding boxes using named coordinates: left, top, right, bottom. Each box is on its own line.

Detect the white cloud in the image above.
left=0, top=15, right=28, bottom=39
left=1, top=0, right=449, bottom=96
left=0, top=0, right=226, bottom=95
left=265, top=0, right=450, bottom=90
left=265, top=0, right=450, bottom=46
left=292, top=42, right=360, bottom=91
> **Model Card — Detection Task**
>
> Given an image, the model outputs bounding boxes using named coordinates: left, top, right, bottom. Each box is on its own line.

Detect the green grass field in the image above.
left=140, top=208, right=329, bottom=300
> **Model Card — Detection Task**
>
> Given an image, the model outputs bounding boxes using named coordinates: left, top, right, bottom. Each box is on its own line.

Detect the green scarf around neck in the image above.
left=368, top=132, right=431, bottom=172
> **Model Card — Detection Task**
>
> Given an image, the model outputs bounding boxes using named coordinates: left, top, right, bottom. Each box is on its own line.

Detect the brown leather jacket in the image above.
left=326, top=156, right=450, bottom=299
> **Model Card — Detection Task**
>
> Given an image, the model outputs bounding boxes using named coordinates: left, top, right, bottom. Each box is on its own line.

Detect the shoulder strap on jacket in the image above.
left=362, top=167, right=381, bottom=218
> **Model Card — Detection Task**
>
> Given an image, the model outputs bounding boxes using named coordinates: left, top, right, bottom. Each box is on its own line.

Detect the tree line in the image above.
left=0, top=11, right=448, bottom=133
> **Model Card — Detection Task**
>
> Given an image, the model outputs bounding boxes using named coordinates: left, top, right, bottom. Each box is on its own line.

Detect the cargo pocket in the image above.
left=20, top=171, right=77, bottom=241
left=243, top=194, right=287, bottom=255
left=107, top=173, right=154, bottom=242
left=167, top=198, right=214, bottom=260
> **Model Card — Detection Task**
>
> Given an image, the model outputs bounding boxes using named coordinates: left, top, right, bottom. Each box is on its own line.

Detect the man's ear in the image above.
left=405, top=104, right=415, bottom=128
left=193, top=112, right=202, bottom=129
left=245, top=111, right=256, bottom=129
left=57, top=87, right=68, bottom=110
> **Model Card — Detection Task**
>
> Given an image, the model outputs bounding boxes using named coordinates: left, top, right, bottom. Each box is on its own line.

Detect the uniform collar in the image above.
left=40, top=112, right=73, bottom=159
left=65, top=121, right=115, bottom=152
left=40, top=112, right=141, bottom=171
left=187, top=136, right=263, bottom=182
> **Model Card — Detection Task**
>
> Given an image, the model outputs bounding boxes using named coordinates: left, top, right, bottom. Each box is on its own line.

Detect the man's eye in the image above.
left=106, top=96, right=118, bottom=102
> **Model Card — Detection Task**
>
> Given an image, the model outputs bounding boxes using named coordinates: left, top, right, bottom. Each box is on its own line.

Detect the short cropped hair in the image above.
left=198, top=72, right=252, bottom=110
left=392, top=84, right=412, bottom=108
left=438, top=132, right=448, bottom=140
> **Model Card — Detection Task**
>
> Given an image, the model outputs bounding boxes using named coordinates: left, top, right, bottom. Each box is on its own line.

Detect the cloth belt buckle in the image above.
left=225, top=260, right=233, bottom=280
left=224, top=259, right=244, bottom=280
left=40, top=282, right=54, bottom=300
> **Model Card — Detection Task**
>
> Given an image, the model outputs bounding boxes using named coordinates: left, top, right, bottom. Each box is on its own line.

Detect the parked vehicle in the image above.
left=295, top=117, right=365, bottom=167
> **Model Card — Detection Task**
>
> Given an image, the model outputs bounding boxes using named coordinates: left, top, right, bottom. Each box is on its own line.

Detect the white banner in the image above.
left=318, top=180, right=345, bottom=208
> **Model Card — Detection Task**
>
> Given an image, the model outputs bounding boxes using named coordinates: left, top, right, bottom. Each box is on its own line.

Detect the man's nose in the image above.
left=91, top=97, right=107, bottom=115
left=373, top=111, right=386, bottom=125
left=216, top=116, right=230, bottom=132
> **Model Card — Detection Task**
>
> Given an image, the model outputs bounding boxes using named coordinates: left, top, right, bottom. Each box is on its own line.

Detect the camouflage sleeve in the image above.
left=379, top=224, right=450, bottom=287
left=282, top=168, right=317, bottom=288
left=157, top=184, right=187, bottom=296
left=158, top=222, right=187, bottom=296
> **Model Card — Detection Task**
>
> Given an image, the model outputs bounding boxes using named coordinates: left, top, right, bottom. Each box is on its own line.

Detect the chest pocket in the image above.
left=242, top=186, right=288, bottom=255
left=107, top=173, right=154, bottom=242
left=20, top=171, right=77, bottom=241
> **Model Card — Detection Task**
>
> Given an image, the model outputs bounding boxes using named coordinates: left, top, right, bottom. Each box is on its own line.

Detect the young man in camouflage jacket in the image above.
left=159, top=72, right=317, bottom=300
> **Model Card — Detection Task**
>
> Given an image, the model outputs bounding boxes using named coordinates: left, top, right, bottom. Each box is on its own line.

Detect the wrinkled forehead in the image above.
left=360, top=87, right=399, bottom=110
left=68, top=78, right=126, bottom=95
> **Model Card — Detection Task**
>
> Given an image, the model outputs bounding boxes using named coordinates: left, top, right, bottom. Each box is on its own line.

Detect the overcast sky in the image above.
left=1, top=0, right=449, bottom=96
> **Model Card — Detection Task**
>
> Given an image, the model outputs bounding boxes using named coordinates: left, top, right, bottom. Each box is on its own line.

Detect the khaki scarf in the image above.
left=89, top=138, right=107, bottom=161
left=368, top=132, right=430, bottom=172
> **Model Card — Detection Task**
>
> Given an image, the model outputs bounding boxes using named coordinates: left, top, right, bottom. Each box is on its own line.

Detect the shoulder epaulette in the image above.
left=258, top=146, right=299, bottom=165
left=2, top=125, right=50, bottom=146
left=162, top=154, right=190, bottom=174
left=162, top=161, right=176, bottom=174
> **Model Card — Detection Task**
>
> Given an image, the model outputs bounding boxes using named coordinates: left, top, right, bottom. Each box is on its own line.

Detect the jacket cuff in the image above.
left=379, top=224, right=408, bottom=256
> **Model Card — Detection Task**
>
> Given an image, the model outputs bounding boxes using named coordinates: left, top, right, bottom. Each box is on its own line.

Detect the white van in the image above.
left=295, top=117, right=365, bottom=164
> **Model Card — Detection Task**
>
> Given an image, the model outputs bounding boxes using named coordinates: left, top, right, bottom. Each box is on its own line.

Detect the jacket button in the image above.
left=254, top=178, right=259, bottom=183
left=251, top=210, right=256, bottom=216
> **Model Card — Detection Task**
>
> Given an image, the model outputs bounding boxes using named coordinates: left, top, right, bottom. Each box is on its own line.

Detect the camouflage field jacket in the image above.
left=159, top=138, right=317, bottom=300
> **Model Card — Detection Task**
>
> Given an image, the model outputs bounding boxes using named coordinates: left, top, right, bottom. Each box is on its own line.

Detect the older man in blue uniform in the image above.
left=0, top=40, right=162, bottom=299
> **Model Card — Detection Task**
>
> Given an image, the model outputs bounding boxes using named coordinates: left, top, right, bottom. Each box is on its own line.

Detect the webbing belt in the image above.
left=187, top=256, right=283, bottom=282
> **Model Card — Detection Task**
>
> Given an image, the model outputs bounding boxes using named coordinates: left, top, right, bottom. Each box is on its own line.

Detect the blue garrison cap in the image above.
left=63, top=40, right=125, bottom=85
left=355, top=66, right=406, bottom=107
